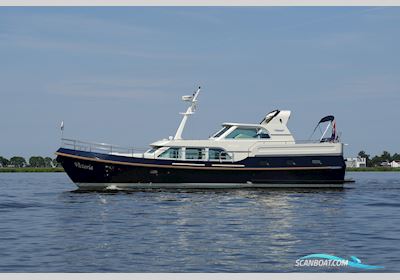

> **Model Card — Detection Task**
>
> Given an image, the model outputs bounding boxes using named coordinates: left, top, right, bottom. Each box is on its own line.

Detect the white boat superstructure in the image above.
left=141, top=87, right=342, bottom=162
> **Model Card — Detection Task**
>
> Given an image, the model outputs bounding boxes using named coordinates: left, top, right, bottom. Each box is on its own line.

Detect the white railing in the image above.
left=61, top=138, right=147, bottom=157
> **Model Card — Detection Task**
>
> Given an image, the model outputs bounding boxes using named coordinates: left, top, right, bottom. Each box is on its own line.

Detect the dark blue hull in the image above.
left=56, top=148, right=346, bottom=189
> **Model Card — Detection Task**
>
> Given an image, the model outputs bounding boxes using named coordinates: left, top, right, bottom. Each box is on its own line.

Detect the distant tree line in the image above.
left=358, top=151, right=400, bottom=167
left=0, top=156, right=60, bottom=168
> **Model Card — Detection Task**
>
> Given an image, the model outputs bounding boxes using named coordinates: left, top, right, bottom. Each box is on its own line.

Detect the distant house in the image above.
left=345, top=157, right=367, bottom=168
left=390, top=161, right=400, bottom=168
left=380, top=161, right=390, bottom=167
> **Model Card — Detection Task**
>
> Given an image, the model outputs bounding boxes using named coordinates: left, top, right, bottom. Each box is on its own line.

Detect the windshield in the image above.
left=226, top=127, right=270, bottom=139
left=146, top=147, right=159, bottom=154
left=226, top=128, right=258, bottom=139
left=212, top=126, right=231, bottom=138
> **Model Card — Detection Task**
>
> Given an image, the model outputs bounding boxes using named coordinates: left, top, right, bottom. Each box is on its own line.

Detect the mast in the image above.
left=174, top=86, right=201, bottom=140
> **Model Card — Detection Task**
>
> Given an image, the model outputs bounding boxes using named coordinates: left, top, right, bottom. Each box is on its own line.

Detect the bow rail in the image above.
left=61, top=138, right=147, bottom=156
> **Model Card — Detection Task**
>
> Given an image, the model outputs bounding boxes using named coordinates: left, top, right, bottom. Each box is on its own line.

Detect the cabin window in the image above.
left=158, top=147, right=181, bottom=159
left=312, top=159, right=322, bottom=165
left=213, top=126, right=231, bottom=138
left=209, top=148, right=231, bottom=161
left=226, top=128, right=258, bottom=139
left=146, top=147, right=158, bottom=154
left=185, top=148, right=205, bottom=160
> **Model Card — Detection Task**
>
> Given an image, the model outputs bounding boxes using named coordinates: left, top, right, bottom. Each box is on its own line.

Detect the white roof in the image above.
left=222, top=123, right=264, bottom=128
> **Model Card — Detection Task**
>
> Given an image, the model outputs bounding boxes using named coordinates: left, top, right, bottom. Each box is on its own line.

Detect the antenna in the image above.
left=174, top=86, right=201, bottom=140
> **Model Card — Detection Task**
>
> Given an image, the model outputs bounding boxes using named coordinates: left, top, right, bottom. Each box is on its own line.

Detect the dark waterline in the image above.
left=0, top=172, right=399, bottom=272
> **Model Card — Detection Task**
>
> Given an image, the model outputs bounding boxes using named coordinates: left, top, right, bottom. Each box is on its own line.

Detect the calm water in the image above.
left=0, top=172, right=399, bottom=272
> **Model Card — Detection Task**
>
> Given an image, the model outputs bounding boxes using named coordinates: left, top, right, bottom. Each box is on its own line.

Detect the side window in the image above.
left=158, top=147, right=181, bottom=159
left=185, top=148, right=205, bottom=160
left=226, top=128, right=258, bottom=139
left=256, top=128, right=270, bottom=139
left=209, top=148, right=231, bottom=161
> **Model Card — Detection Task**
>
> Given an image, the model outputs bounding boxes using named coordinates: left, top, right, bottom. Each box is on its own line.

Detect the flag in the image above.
left=60, top=121, right=64, bottom=131
left=332, top=120, right=336, bottom=140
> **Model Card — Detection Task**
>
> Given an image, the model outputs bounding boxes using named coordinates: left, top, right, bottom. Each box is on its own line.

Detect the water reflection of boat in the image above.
left=56, top=87, right=346, bottom=190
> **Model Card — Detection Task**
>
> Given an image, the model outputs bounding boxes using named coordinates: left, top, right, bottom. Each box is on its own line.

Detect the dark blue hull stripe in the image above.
left=55, top=151, right=341, bottom=171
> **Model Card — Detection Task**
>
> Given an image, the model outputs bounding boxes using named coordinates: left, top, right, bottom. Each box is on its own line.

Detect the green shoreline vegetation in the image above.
left=357, top=150, right=400, bottom=167
left=0, top=167, right=64, bottom=173
left=0, top=155, right=63, bottom=172
left=347, top=167, right=400, bottom=172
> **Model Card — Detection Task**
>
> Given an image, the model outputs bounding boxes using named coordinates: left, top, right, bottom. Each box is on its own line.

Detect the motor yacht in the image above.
left=56, top=87, right=346, bottom=190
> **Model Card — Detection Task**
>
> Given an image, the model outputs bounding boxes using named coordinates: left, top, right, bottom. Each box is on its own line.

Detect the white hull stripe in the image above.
left=172, top=162, right=205, bottom=167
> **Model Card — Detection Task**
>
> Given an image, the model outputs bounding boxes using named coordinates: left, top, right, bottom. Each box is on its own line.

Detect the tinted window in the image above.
left=213, top=126, right=231, bottom=138
left=158, top=148, right=181, bottom=159
left=209, top=148, right=231, bottom=161
left=226, top=128, right=258, bottom=139
left=185, top=148, right=205, bottom=160
left=146, top=147, right=158, bottom=153
left=256, top=128, right=270, bottom=139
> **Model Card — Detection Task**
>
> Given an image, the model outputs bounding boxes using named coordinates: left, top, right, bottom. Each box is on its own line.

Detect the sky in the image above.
left=0, top=7, right=399, bottom=159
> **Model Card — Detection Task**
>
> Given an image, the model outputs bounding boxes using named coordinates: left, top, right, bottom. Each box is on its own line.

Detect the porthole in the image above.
left=286, top=160, right=296, bottom=166
left=312, top=159, right=322, bottom=165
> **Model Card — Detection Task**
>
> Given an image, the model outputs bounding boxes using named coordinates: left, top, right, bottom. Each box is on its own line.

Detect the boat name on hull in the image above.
left=74, top=161, right=93, bottom=171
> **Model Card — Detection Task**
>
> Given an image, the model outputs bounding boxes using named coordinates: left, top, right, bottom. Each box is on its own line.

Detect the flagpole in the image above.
left=60, top=121, right=64, bottom=143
